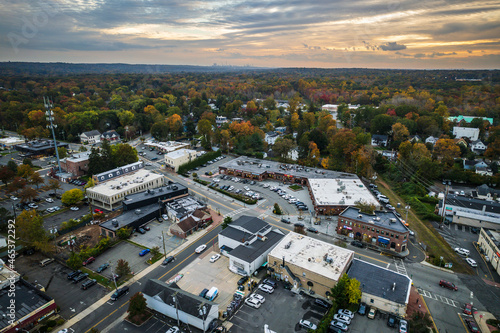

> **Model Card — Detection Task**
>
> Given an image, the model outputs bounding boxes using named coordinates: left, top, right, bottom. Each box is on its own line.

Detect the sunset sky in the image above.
left=1, top=0, right=499, bottom=69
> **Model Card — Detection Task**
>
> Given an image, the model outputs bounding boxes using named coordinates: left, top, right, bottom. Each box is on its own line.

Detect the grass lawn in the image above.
left=289, top=184, right=303, bottom=191
left=376, top=177, right=471, bottom=274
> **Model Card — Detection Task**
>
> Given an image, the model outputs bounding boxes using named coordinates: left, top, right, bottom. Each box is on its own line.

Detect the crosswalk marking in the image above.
left=417, top=288, right=460, bottom=308
left=393, top=258, right=407, bottom=276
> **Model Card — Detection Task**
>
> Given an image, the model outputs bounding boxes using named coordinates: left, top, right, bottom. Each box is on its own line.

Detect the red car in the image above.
left=82, top=257, right=95, bottom=266
left=94, top=208, right=103, bottom=214
left=463, top=303, right=473, bottom=315
left=465, top=319, right=479, bottom=333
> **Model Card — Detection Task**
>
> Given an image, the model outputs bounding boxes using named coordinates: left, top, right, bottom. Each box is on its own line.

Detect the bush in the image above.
left=273, top=203, right=282, bottom=215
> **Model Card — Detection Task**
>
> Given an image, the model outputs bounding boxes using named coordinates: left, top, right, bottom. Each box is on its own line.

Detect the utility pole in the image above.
left=440, top=182, right=449, bottom=227
left=162, top=231, right=167, bottom=259
left=44, top=97, right=62, bottom=174
left=173, top=293, right=180, bottom=328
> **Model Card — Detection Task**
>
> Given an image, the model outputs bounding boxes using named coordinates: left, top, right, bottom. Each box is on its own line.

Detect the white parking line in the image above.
left=418, top=288, right=460, bottom=308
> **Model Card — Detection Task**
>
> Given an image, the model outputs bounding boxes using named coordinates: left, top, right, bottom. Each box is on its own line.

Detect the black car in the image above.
left=110, top=286, right=129, bottom=301
left=280, top=218, right=291, bottom=224
left=294, top=223, right=305, bottom=228
left=358, top=302, right=367, bottom=315
left=72, top=273, right=89, bottom=284
left=162, top=256, right=175, bottom=266
left=283, top=281, right=292, bottom=290
left=351, top=241, right=365, bottom=248
left=199, top=288, right=209, bottom=298
left=33, top=198, right=41, bottom=202
left=81, top=279, right=97, bottom=290
left=237, top=276, right=249, bottom=285
left=262, top=279, right=278, bottom=289
left=307, top=227, right=319, bottom=233
left=138, top=228, right=146, bottom=234
left=314, top=298, right=331, bottom=309
left=387, top=314, right=396, bottom=328
left=67, top=270, right=81, bottom=280
left=298, top=206, right=308, bottom=211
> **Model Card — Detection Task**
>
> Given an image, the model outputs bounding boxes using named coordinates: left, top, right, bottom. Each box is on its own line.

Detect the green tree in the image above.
left=127, top=292, right=148, bottom=320
left=116, top=227, right=132, bottom=239
left=221, top=216, right=233, bottom=230
left=22, top=158, right=33, bottom=167
left=273, top=203, right=282, bottom=215
left=330, top=273, right=349, bottom=308
left=0, top=166, right=15, bottom=185
left=197, top=119, right=213, bottom=148
left=66, top=252, right=82, bottom=269
left=346, top=278, right=362, bottom=304
left=29, top=172, right=45, bottom=189
left=84, top=178, right=95, bottom=191
left=116, top=259, right=131, bottom=277
left=151, top=246, right=160, bottom=257
left=7, top=160, right=18, bottom=174
left=273, top=138, right=295, bottom=162
left=151, top=121, right=169, bottom=141
left=371, top=114, right=394, bottom=134
left=15, top=209, right=52, bottom=252
left=47, top=178, right=62, bottom=195
left=61, top=188, right=84, bottom=206
left=111, top=143, right=138, bottom=167
left=57, top=147, right=68, bottom=159
left=354, top=201, right=376, bottom=214
left=19, top=186, right=38, bottom=203
left=17, top=164, right=34, bottom=179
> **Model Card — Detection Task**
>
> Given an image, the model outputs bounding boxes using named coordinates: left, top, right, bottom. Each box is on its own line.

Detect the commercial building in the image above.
left=87, top=161, right=165, bottom=210
left=14, top=139, right=69, bottom=157
left=338, top=207, right=410, bottom=255
left=453, top=127, right=480, bottom=141
left=267, top=232, right=354, bottom=299
left=59, top=152, right=90, bottom=178
left=79, top=130, right=101, bottom=144
left=309, top=178, right=379, bottom=215
left=165, top=196, right=207, bottom=223
left=219, top=156, right=377, bottom=215
left=164, top=149, right=198, bottom=172
left=0, top=136, right=24, bottom=149
left=144, top=140, right=190, bottom=153
left=99, top=203, right=159, bottom=238
left=0, top=270, right=57, bottom=333
left=218, top=216, right=285, bottom=276
left=477, top=228, right=500, bottom=276
left=438, top=194, right=500, bottom=230
left=347, top=259, right=411, bottom=317
left=143, top=280, right=218, bottom=332
left=448, top=115, right=493, bottom=126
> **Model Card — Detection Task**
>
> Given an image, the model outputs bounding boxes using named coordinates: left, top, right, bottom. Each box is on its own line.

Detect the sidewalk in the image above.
left=474, top=311, right=497, bottom=333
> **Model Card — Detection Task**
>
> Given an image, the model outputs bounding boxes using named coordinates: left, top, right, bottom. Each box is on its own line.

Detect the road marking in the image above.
left=393, top=259, right=408, bottom=276
left=417, top=288, right=460, bottom=308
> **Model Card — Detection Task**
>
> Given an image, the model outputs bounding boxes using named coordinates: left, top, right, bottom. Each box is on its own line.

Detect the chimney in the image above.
left=482, top=205, right=486, bottom=213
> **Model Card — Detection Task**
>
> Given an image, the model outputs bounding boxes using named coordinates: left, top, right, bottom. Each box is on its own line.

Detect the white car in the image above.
left=269, top=186, right=276, bottom=191
left=299, top=319, right=317, bottom=330
left=210, top=254, right=221, bottom=263
left=466, top=258, right=477, bottom=267
left=213, top=178, right=220, bottom=183
left=70, top=206, right=79, bottom=211
left=166, top=326, right=180, bottom=333
left=333, top=313, right=351, bottom=325
left=338, top=309, right=355, bottom=319
left=162, top=214, right=168, bottom=220
left=251, top=294, right=265, bottom=304
left=263, top=184, right=269, bottom=188
left=46, top=208, right=55, bottom=213
left=10, top=196, right=18, bottom=201
left=258, top=284, right=274, bottom=293
left=484, top=255, right=490, bottom=262
left=454, top=248, right=470, bottom=256
left=244, top=186, right=250, bottom=191
left=245, top=297, right=261, bottom=309
left=399, top=319, right=408, bottom=333
left=195, top=244, right=207, bottom=254
left=45, top=198, right=54, bottom=203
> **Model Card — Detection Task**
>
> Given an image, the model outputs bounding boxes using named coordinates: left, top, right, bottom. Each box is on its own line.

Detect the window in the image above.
left=370, top=299, right=374, bottom=303
left=302, top=272, right=306, bottom=277
left=376, top=230, right=379, bottom=234
left=391, top=233, right=394, bottom=238
left=395, top=235, right=399, bottom=239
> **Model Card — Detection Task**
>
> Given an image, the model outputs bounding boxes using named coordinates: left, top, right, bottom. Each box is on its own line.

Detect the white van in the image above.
left=40, top=258, right=54, bottom=267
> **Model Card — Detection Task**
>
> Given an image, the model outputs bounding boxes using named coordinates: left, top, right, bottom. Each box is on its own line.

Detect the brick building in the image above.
left=338, top=207, right=410, bottom=255
left=60, top=152, right=90, bottom=178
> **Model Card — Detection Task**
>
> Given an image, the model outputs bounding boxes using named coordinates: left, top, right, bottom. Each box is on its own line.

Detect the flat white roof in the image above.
left=0, top=137, right=24, bottom=144
left=145, top=141, right=189, bottom=153
left=268, top=232, right=354, bottom=281
left=64, top=152, right=90, bottom=163
left=165, top=148, right=197, bottom=159
left=309, top=178, right=379, bottom=206
left=87, top=169, right=163, bottom=197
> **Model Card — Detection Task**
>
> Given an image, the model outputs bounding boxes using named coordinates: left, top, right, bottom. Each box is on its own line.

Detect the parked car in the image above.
left=138, top=228, right=146, bottom=234
left=210, top=254, right=221, bottom=263
left=439, top=279, right=458, bottom=291
left=299, top=319, right=317, bottom=330
left=199, top=288, right=209, bottom=298
left=358, top=302, right=367, bottom=315
left=387, top=314, right=397, bottom=327
left=367, top=307, right=377, bottom=319
left=45, top=198, right=54, bottom=203
left=262, top=279, right=278, bottom=289
left=93, top=208, right=103, bottom=214
left=244, top=297, right=261, bottom=309
left=70, top=206, right=79, bottom=211
left=466, top=258, right=477, bottom=267
left=338, top=309, right=354, bottom=319
left=238, top=276, right=249, bottom=285
left=82, top=257, right=95, bottom=266
left=454, top=247, right=470, bottom=256
left=281, top=218, right=291, bottom=224
left=139, top=249, right=151, bottom=256
left=465, top=318, right=480, bottom=333
left=162, top=256, right=175, bottom=266
left=307, top=227, right=318, bottom=233
left=195, top=244, right=207, bottom=253
left=258, top=284, right=274, bottom=293
left=314, top=298, right=330, bottom=309
left=399, top=319, right=408, bottom=333
left=166, top=326, right=180, bottom=333
left=96, top=263, right=109, bottom=273
left=143, top=226, right=150, bottom=231
left=67, top=270, right=81, bottom=280
left=251, top=294, right=265, bottom=304
left=333, top=314, right=351, bottom=325
left=330, top=321, right=349, bottom=332
left=81, top=279, right=97, bottom=290
left=110, top=286, right=129, bottom=301
left=463, top=303, right=473, bottom=315
left=72, top=273, right=89, bottom=283
left=351, top=240, right=365, bottom=248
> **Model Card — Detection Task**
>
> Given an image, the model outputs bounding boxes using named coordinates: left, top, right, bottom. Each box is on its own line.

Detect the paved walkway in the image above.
left=473, top=311, right=497, bottom=333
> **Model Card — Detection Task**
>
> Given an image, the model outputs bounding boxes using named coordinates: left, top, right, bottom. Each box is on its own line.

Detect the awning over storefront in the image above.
left=378, top=236, right=390, bottom=244
left=343, top=226, right=352, bottom=230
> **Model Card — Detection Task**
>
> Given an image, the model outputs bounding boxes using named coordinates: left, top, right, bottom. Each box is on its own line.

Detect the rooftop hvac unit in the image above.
left=284, top=241, right=292, bottom=249
left=172, top=186, right=178, bottom=190
left=358, top=214, right=363, bottom=218
left=376, top=217, right=381, bottom=221
left=260, top=236, right=267, bottom=241
left=135, top=209, right=141, bottom=215
left=390, top=218, right=397, bottom=223
left=145, top=174, right=149, bottom=177
left=112, top=219, right=118, bottom=227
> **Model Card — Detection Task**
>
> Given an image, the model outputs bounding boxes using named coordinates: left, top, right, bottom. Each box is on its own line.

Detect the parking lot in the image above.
left=14, top=253, right=108, bottom=320
left=345, top=308, right=405, bottom=333
left=87, top=241, right=151, bottom=278
left=130, top=219, right=186, bottom=254
left=230, top=285, right=327, bottom=333
left=108, top=315, right=181, bottom=333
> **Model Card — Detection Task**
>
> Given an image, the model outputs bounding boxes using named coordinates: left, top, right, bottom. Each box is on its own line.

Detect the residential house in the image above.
left=79, top=130, right=101, bottom=144
left=476, top=166, right=493, bottom=176
left=454, top=137, right=468, bottom=148
left=470, top=140, right=487, bottom=154
left=169, top=208, right=212, bottom=239
left=101, top=130, right=120, bottom=142
left=371, top=134, right=389, bottom=147
left=476, top=184, right=500, bottom=201
left=409, top=135, right=421, bottom=143
left=463, top=159, right=488, bottom=171
left=265, top=131, right=280, bottom=146
left=425, top=136, right=438, bottom=145
left=215, top=116, right=228, bottom=126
